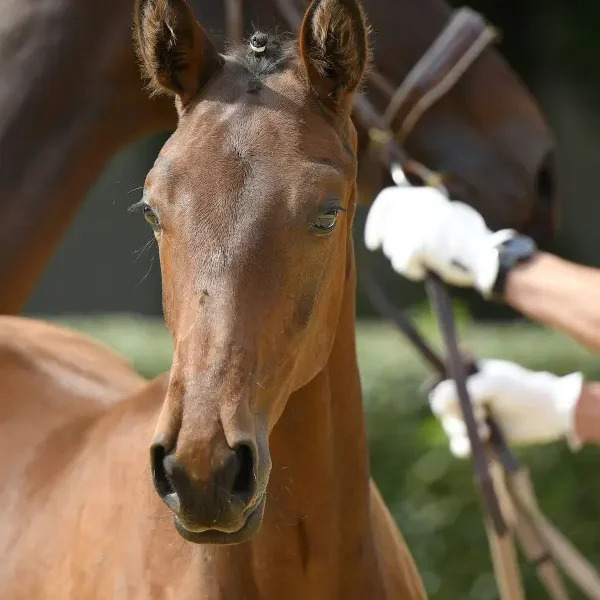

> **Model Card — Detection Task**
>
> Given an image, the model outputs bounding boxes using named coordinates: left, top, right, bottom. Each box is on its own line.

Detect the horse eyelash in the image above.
left=128, top=200, right=146, bottom=213
left=322, top=201, right=347, bottom=213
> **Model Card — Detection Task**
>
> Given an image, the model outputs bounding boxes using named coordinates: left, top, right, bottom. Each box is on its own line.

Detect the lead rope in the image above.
left=425, top=278, right=523, bottom=600
left=387, top=160, right=526, bottom=600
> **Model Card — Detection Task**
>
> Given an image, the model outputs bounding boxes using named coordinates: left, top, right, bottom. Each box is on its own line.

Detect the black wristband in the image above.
left=491, top=234, right=538, bottom=299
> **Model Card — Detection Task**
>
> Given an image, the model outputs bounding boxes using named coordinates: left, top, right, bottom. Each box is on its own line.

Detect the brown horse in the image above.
left=0, top=1, right=434, bottom=597
left=0, top=0, right=556, bottom=315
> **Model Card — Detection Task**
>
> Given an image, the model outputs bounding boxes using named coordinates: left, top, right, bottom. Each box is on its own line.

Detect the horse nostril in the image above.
left=150, top=439, right=256, bottom=518
left=150, top=441, right=180, bottom=513
left=232, top=443, right=255, bottom=501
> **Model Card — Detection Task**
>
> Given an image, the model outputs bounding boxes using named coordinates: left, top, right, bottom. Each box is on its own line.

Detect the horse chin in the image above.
left=173, top=495, right=267, bottom=546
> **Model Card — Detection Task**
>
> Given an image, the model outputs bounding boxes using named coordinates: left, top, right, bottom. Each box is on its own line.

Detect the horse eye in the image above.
left=143, top=204, right=160, bottom=229
left=309, top=205, right=345, bottom=235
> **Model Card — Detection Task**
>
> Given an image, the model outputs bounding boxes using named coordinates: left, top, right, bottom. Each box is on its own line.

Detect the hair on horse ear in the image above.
left=133, top=0, right=223, bottom=106
left=299, top=0, right=371, bottom=107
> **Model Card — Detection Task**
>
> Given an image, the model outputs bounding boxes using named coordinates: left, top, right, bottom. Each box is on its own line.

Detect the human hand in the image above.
left=364, top=185, right=516, bottom=296
left=428, top=359, right=583, bottom=456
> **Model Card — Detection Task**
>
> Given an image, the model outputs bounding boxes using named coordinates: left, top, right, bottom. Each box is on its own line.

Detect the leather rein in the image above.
left=225, top=2, right=600, bottom=598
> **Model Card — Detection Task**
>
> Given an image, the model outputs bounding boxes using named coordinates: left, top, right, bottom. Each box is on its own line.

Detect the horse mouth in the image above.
left=173, top=495, right=267, bottom=545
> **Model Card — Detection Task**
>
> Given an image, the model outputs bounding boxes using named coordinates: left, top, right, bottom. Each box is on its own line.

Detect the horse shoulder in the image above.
left=369, top=479, right=429, bottom=600
left=0, top=315, right=145, bottom=409
left=0, top=316, right=146, bottom=487
left=0, top=318, right=176, bottom=599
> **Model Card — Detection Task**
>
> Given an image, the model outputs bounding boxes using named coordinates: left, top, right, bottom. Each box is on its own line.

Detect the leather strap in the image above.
left=384, top=8, right=499, bottom=142
left=425, top=274, right=525, bottom=600
left=225, top=0, right=244, bottom=44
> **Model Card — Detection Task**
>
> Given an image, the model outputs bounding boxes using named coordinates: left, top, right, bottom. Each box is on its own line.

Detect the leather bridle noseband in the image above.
left=225, top=2, right=600, bottom=598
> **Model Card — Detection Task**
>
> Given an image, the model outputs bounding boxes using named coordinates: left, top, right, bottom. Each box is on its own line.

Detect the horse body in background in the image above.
left=0, top=0, right=434, bottom=597
left=0, top=0, right=556, bottom=314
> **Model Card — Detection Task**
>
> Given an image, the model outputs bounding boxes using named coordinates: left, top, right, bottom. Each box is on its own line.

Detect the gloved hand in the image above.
left=428, top=359, right=584, bottom=457
left=364, top=185, right=516, bottom=297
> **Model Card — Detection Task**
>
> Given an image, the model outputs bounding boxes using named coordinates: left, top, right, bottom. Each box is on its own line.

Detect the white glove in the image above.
left=428, top=359, right=584, bottom=457
left=364, top=185, right=517, bottom=296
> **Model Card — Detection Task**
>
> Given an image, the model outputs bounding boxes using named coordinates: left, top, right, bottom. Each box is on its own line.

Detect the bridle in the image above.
left=225, top=2, right=600, bottom=598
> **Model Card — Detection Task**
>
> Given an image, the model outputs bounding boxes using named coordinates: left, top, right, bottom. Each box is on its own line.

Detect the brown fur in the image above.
left=300, top=0, right=371, bottom=103
left=133, top=0, right=223, bottom=104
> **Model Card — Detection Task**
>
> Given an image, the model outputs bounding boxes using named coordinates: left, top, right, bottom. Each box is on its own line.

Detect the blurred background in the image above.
left=18, top=0, right=600, bottom=598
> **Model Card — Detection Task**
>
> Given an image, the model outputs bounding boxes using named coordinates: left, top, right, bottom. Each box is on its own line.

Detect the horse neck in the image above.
left=204, top=248, right=385, bottom=599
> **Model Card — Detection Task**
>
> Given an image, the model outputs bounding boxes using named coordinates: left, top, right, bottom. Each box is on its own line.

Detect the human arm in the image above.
left=574, top=382, right=600, bottom=445
left=364, top=184, right=600, bottom=356
left=504, top=253, right=600, bottom=356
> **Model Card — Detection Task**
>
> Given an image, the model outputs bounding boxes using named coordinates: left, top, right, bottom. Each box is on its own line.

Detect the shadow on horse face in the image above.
left=135, top=0, right=366, bottom=544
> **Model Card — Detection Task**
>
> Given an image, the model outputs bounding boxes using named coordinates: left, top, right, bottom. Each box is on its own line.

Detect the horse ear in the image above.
left=133, top=0, right=222, bottom=106
left=299, top=0, right=369, bottom=108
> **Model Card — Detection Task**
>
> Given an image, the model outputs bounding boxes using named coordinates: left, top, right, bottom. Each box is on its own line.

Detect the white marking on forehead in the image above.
left=250, top=41, right=266, bottom=53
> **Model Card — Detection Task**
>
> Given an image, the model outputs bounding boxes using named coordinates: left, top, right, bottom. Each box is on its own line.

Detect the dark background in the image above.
left=24, top=0, right=600, bottom=317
